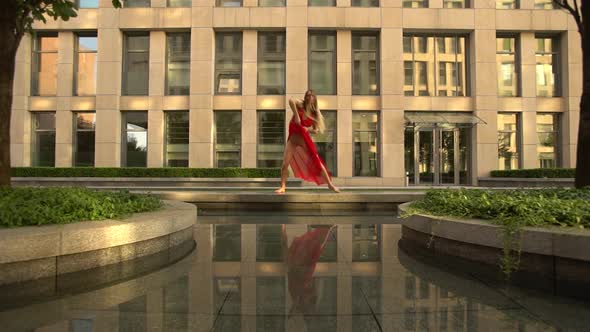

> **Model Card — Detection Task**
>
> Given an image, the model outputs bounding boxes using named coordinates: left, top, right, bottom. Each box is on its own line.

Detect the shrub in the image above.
left=11, top=167, right=281, bottom=178
left=490, top=168, right=575, bottom=178
left=0, top=187, right=162, bottom=227
left=408, top=188, right=590, bottom=229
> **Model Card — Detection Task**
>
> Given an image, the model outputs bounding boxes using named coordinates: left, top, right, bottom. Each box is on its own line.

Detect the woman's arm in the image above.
left=288, top=97, right=301, bottom=125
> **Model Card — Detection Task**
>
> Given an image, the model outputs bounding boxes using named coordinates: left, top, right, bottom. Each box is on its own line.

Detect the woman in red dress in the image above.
left=275, top=90, right=340, bottom=193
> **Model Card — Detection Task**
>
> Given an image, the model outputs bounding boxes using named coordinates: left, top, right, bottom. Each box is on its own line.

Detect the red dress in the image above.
left=288, top=107, right=331, bottom=185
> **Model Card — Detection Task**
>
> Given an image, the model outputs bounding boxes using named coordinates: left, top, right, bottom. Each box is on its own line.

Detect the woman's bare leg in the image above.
left=275, top=141, right=296, bottom=193
left=319, top=163, right=340, bottom=193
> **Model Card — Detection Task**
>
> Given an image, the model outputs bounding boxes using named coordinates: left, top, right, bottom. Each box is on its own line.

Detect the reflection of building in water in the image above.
left=31, top=224, right=553, bottom=332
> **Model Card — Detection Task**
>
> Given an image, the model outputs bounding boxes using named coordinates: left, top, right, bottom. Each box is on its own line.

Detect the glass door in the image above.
left=439, top=129, right=456, bottom=185
left=418, top=129, right=434, bottom=185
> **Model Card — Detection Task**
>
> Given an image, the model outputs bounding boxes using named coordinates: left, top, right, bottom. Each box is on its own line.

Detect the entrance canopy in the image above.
left=404, top=112, right=486, bottom=128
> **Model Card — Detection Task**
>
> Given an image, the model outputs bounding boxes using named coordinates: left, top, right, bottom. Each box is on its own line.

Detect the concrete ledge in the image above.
left=12, top=177, right=302, bottom=188
left=399, top=202, right=590, bottom=298
left=478, top=177, right=574, bottom=188
left=0, top=200, right=196, bottom=284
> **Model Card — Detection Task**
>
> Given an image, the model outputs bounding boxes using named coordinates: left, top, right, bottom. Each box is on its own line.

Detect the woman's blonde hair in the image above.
left=303, top=90, right=325, bottom=134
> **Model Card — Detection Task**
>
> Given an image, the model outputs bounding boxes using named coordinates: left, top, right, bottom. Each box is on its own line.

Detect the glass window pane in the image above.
left=165, top=111, right=189, bottom=167
left=216, top=33, right=242, bottom=94
left=123, top=112, right=148, bottom=167
left=497, top=113, right=519, bottom=171
left=443, top=0, right=465, bottom=8
left=534, top=0, right=555, bottom=9
left=536, top=113, right=559, bottom=168
left=166, top=33, right=190, bottom=95
left=403, top=0, right=427, bottom=7
left=76, top=35, right=97, bottom=96
left=353, top=112, right=379, bottom=177
left=258, top=32, right=286, bottom=95
left=257, top=111, right=285, bottom=168
left=535, top=36, right=559, bottom=97
left=314, top=111, right=336, bottom=176
left=217, top=0, right=242, bottom=5
left=74, top=113, right=96, bottom=167
left=214, top=225, right=241, bottom=261
left=124, top=0, right=151, bottom=7
left=167, top=0, right=192, bottom=6
left=309, top=0, right=335, bottom=5
left=258, top=0, right=285, bottom=5
left=32, top=113, right=56, bottom=167
left=352, top=224, right=379, bottom=261
left=309, top=32, right=336, bottom=95
left=256, top=225, right=284, bottom=262
left=78, top=0, right=99, bottom=8
left=124, top=34, right=150, bottom=95
left=352, top=33, right=379, bottom=96
left=496, top=0, right=516, bottom=8
left=32, top=35, right=58, bottom=96
left=215, top=111, right=241, bottom=168
left=352, top=0, right=379, bottom=6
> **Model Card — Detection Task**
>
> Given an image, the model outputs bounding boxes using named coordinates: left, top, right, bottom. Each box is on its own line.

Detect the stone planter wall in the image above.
left=478, top=177, right=574, bottom=188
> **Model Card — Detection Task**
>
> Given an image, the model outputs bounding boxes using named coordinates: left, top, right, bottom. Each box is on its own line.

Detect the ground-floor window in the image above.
left=257, top=111, right=284, bottom=168
left=74, top=112, right=95, bottom=167
left=313, top=110, right=337, bottom=176
left=353, top=111, right=379, bottom=177
left=497, top=112, right=520, bottom=170
left=352, top=224, right=380, bottom=261
left=122, top=111, right=148, bottom=167
left=165, top=111, right=189, bottom=167
left=215, top=111, right=241, bottom=168
left=537, top=113, right=560, bottom=168
left=31, top=112, right=56, bottom=167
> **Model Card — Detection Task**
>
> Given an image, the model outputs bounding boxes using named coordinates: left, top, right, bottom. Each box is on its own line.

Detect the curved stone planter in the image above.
left=0, top=200, right=196, bottom=285
left=399, top=202, right=590, bottom=299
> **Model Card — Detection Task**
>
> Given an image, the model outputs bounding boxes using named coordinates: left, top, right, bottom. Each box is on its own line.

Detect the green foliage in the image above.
left=0, top=187, right=161, bottom=227
left=11, top=167, right=281, bottom=178
left=490, top=168, right=575, bottom=178
left=407, top=188, right=590, bottom=277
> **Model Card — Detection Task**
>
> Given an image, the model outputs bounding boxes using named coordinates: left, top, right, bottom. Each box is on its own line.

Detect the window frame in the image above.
left=308, top=30, right=337, bottom=96
left=122, top=32, right=151, bottom=96
left=256, top=110, right=285, bottom=168
left=215, top=32, right=243, bottom=95
left=165, top=32, right=191, bottom=96
left=214, top=110, right=242, bottom=168
left=535, top=34, right=561, bottom=97
left=351, top=31, right=380, bottom=96
left=536, top=112, right=561, bottom=168
left=164, top=110, right=190, bottom=167
left=402, top=0, right=428, bottom=8
left=313, top=110, right=337, bottom=176
left=495, top=0, right=518, bottom=9
left=31, top=111, right=56, bottom=167
left=167, top=0, right=192, bottom=7
left=73, top=112, right=96, bottom=167
left=73, top=32, right=98, bottom=96
left=496, top=112, right=522, bottom=170
left=31, top=32, right=58, bottom=97
left=352, top=111, right=380, bottom=177
left=121, top=111, right=149, bottom=167
left=257, top=31, right=286, bottom=95
left=496, top=34, right=521, bottom=97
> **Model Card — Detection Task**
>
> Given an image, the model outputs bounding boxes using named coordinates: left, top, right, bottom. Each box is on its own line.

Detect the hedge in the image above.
left=0, top=187, right=162, bottom=227
left=490, top=168, right=575, bottom=178
left=11, top=167, right=281, bottom=178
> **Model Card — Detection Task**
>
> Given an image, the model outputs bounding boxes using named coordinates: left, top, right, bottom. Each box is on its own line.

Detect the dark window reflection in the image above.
left=256, top=225, right=284, bottom=262
left=352, top=224, right=380, bottom=261
left=214, top=225, right=241, bottom=262
left=164, top=276, right=189, bottom=332
left=118, top=295, right=147, bottom=332
left=213, top=278, right=241, bottom=331
left=257, top=277, right=285, bottom=332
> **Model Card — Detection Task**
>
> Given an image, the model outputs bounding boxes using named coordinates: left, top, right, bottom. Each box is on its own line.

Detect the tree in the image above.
left=553, top=0, right=589, bottom=188
left=0, top=1, right=122, bottom=187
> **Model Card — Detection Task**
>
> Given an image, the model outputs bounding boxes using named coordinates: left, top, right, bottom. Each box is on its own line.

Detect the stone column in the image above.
left=337, top=224, right=352, bottom=332
left=337, top=30, right=352, bottom=179
left=148, top=31, right=166, bottom=167
left=520, top=32, right=539, bottom=169
left=381, top=26, right=405, bottom=186
left=55, top=31, right=74, bottom=167
left=146, top=288, right=165, bottom=331
left=11, top=34, right=32, bottom=166
left=189, top=224, right=214, bottom=331
left=242, top=30, right=258, bottom=168
left=562, top=30, right=582, bottom=168
left=95, top=3, right=122, bottom=167
left=189, top=8, right=214, bottom=167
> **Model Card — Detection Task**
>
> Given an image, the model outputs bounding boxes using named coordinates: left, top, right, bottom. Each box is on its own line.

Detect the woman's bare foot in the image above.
left=275, top=187, right=286, bottom=194
left=329, top=184, right=341, bottom=193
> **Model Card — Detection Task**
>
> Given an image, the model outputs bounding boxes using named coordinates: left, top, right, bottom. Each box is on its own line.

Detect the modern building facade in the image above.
left=10, top=0, right=581, bottom=186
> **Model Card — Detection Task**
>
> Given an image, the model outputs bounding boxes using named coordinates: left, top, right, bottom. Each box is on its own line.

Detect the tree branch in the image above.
left=554, top=0, right=584, bottom=35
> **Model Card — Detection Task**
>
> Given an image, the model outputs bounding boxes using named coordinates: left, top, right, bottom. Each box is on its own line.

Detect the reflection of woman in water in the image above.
left=281, top=224, right=337, bottom=314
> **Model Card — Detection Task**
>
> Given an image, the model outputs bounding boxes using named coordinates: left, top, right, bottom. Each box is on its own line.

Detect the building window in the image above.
left=353, top=112, right=379, bottom=177
left=403, top=0, right=427, bottom=7
left=217, top=0, right=242, bottom=6
left=309, top=0, right=335, bottom=6
left=352, top=0, right=378, bottom=6
left=497, top=113, right=520, bottom=171
left=497, top=36, right=519, bottom=97
left=166, top=33, right=190, bottom=95
left=77, top=0, right=99, bottom=8
left=74, top=112, right=96, bottom=167
left=352, top=224, right=380, bottom=261
left=537, top=113, right=560, bottom=168
left=257, top=225, right=284, bottom=261
left=536, top=36, right=560, bottom=97
left=123, top=33, right=150, bottom=96
left=257, top=111, right=284, bottom=168
left=213, top=225, right=241, bottom=261
left=215, top=32, right=242, bottom=95
left=496, top=0, right=517, bottom=8
left=32, top=112, right=56, bottom=167
left=168, top=0, right=191, bottom=6
left=443, top=0, right=466, bottom=8
left=314, top=111, right=337, bottom=176
left=165, top=111, right=189, bottom=167
left=259, top=0, right=285, bottom=6
left=122, top=112, right=148, bottom=167
left=215, top=111, right=242, bottom=167
left=352, top=32, right=379, bottom=96
left=258, top=32, right=286, bottom=95
left=31, top=34, right=58, bottom=96
left=124, top=0, right=151, bottom=7
left=309, top=31, right=336, bottom=95
left=403, top=35, right=467, bottom=97
left=534, top=0, right=555, bottom=9
left=74, top=34, right=97, bottom=96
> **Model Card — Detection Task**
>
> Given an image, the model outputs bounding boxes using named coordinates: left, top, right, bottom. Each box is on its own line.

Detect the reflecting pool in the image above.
left=1, top=218, right=589, bottom=332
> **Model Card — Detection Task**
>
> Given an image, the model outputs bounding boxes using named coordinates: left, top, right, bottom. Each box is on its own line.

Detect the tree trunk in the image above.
left=0, top=8, right=20, bottom=187
left=577, top=4, right=590, bottom=188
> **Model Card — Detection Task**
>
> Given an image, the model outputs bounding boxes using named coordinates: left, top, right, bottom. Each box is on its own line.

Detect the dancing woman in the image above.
left=274, top=90, right=340, bottom=193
